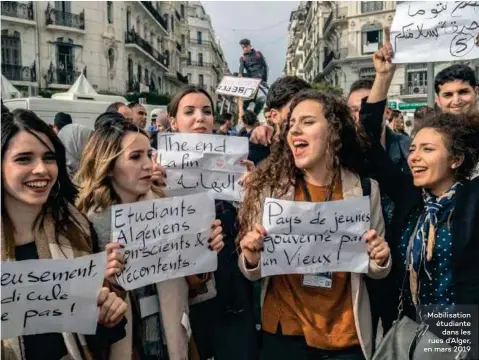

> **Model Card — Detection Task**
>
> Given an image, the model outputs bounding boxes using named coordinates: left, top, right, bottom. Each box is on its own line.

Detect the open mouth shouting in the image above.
left=292, top=139, right=309, bottom=157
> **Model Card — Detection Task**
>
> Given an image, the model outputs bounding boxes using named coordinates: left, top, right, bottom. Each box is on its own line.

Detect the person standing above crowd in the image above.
left=239, top=39, right=268, bottom=84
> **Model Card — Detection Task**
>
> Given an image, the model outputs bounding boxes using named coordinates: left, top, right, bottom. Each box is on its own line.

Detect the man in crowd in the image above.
left=53, top=112, right=72, bottom=135
left=105, top=102, right=133, bottom=123
left=128, top=102, right=148, bottom=129
left=216, top=113, right=233, bottom=135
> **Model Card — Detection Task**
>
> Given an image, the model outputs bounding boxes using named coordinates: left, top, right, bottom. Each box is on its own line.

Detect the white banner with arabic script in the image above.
left=157, top=133, right=249, bottom=201
left=391, top=1, right=479, bottom=63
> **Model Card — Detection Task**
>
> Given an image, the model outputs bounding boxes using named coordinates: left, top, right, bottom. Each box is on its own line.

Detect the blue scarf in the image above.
left=409, top=182, right=462, bottom=303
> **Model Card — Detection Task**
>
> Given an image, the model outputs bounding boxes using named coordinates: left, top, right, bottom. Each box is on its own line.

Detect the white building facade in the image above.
left=286, top=1, right=479, bottom=109
left=1, top=0, right=190, bottom=96
left=183, top=1, right=227, bottom=101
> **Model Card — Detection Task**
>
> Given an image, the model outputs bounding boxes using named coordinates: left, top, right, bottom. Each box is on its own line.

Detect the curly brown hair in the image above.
left=414, top=112, right=479, bottom=181
left=238, top=89, right=369, bottom=242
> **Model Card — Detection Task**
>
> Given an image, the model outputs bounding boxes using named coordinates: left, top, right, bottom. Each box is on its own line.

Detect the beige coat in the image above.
left=238, top=168, right=391, bottom=360
left=87, top=191, right=190, bottom=360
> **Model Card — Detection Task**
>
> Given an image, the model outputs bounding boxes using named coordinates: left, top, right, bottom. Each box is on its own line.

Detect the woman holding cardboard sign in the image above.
left=167, top=85, right=259, bottom=360
left=76, top=112, right=224, bottom=360
left=1, top=109, right=128, bottom=360
left=238, top=89, right=391, bottom=360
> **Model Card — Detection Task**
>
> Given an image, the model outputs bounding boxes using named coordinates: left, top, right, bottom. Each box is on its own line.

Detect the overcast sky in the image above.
left=202, top=1, right=299, bottom=81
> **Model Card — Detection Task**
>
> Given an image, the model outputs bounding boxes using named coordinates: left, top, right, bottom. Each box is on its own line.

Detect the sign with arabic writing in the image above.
left=216, top=76, right=262, bottom=99
left=157, top=133, right=249, bottom=201
left=391, top=1, right=479, bottom=63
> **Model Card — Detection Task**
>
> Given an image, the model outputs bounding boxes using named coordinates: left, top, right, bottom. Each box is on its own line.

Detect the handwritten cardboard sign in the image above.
left=111, top=192, right=217, bottom=290
left=157, top=133, right=249, bottom=202
left=1, top=252, right=106, bottom=339
left=260, top=197, right=370, bottom=277
left=216, top=76, right=262, bottom=99
left=391, top=1, right=479, bottom=63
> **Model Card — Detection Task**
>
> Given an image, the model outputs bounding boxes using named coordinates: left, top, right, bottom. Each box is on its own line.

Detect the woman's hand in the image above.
left=365, top=229, right=390, bottom=266
left=238, top=159, right=255, bottom=186
left=209, top=219, right=224, bottom=253
left=97, top=287, right=128, bottom=328
left=240, top=224, right=267, bottom=268
left=105, top=243, right=125, bottom=285
left=151, top=151, right=166, bottom=186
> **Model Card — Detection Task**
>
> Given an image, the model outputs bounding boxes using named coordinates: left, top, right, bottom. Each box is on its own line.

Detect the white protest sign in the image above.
left=216, top=76, right=262, bottom=99
left=260, top=197, right=370, bottom=277
left=391, top=1, right=479, bottom=63
left=111, top=192, right=217, bottom=290
left=157, top=133, right=249, bottom=202
left=1, top=252, right=106, bottom=339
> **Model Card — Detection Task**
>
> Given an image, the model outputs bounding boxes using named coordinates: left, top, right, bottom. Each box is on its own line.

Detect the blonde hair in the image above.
left=76, top=116, right=163, bottom=213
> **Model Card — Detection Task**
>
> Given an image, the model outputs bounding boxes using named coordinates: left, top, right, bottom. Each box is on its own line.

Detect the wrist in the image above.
left=375, top=72, right=394, bottom=80
left=244, top=255, right=259, bottom=269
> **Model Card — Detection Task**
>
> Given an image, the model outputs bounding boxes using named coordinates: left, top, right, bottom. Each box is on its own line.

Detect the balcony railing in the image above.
left=189, top=38, right=211, bottom=46
left=176, top=42, right=182, bottom=52
left=46, top=6, right=85, bottom=30
left=323, top=12, right=333, bottom=33
left=177, top=72, right=188, bottom=84
left=2, top=63, right=36, bottom=82
left=140, top=1, right=168, bottom=31
left=125, top=31, right=169, bottom=68
left=46, top=66, right=79, bottom=85
left=187, top=61, right=213, bottom=67
left=1, top=1, right=34, bottom=20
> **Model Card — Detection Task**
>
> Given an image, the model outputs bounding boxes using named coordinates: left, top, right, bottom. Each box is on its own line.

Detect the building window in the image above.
left=180, top=4, right=185, bottom=18
left=187, top=51, right=191, bottom=65
left=187, top=73, right=191, bottom=82
left=128, top=57, right=133, bottom=83
left=151, top=32, right=155, bottom=46
left=198, top=53, right=203, bottom=66
left=126, top=7, right=131, bottom=31
left=145, top=68, right=149, bottom=85
left=1, top=30, right=21, bottom=65
left=144, top=24, right=148, bottom=40
left=359, top=67, right=376, bottom=80
left=107, top=1, right=113, bottom=24
left=170, top=15, right=174, bottom=33
left=197, top=31, right=202, bottom=45
left=406, top=63, right=427, bottom=94
left=56, top=39, right=74, bottom=84
left=108, top=48, right=115, bottom=70
left=163, top=14, right=169, bottom=30
left=137, top=64, right=142, bottom=84
left=157, top=37, right=162, bottom=52
left=55, top=1, right=71, bottom=13
left=199, top=74, right=204, bottom=87
left=181, top=34, right=186, bottom=49
left=135, top=16, right=140, bottom=33
left=362, top=23, right=382, bottom=55
left=361, top=1, right=383, bottom=13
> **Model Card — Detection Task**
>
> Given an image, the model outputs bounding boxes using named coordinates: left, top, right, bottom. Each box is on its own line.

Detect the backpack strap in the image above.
left=360, top=177, right=371, bottom=197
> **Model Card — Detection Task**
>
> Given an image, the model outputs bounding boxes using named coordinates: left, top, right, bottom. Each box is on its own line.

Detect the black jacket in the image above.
left=361, top=100, right=479, bottom=315
left=239, top=48, right=268, bottom=82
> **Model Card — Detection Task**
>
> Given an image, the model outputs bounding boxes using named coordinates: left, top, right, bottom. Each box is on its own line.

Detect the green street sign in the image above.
left=398, top=102, right=427, bottom=110
left=387, top=102, right=398, bottom=109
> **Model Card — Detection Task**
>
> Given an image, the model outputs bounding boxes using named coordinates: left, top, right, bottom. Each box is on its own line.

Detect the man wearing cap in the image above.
left=239, top=39, right=268, bottom=83
left=53, top=112, right=73, bottom=135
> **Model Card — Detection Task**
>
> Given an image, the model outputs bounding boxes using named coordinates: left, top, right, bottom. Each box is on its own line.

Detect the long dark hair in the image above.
left=238, top=89, right=369, bottom=241
left=1, top=109, right=87, bottom=257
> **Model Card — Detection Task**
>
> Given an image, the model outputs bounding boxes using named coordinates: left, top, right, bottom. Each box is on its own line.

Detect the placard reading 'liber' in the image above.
left=391, top=1, right=479, bottom=63
left=260, top=197, right=371, bottom=277
left=216, top=76, right=262, bottom=99
left=1, top=252, right=106, bottom=339
left=157, top=133, right=249, bottom=202
left=111, top=192, right=217, bottom=290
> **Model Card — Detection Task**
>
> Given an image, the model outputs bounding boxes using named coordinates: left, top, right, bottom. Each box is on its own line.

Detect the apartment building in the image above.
left=183, top=1, right=228, bottom=101
left=0, top=1, right=195, bottom=96
left=286, top=1, right=479, bottom=108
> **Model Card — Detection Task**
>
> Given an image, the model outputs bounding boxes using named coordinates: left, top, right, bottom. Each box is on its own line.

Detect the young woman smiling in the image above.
left=238, top=90, right=391, bottom=360
left=1, top=110, right=127, bottom=360
left=75, top=113, right=225, bottom=360
left=167, top=86, right=259, bottom=360
left=364, top=112, right=479, bottom=319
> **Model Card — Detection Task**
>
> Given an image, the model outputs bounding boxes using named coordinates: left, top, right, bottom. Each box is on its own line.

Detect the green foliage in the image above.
left=311, top=82, right=343, bottom=97
left=124, top=92, right=171, bottom=105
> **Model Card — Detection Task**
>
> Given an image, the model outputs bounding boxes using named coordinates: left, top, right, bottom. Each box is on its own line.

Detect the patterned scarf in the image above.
left=409, top=182, right=462, bottom=304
